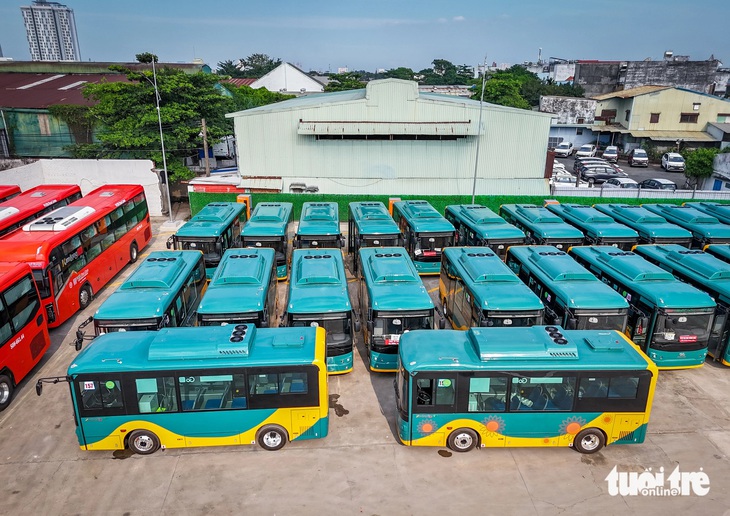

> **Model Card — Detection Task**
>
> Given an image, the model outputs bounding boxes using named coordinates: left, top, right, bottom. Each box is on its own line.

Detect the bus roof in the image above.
left=705, top=244, right=730, bottom=263
left=93, top=251, right=203, bottom=321
left=197, top=248, right=275, bottom=316
left=569, top=246, right=717, bottom=309
left=68, top=325, right=322, bottom=375
left=593, top=204, right=692, bottom=240
left=399, top=326, right=654, bottom=373
left=296, top=202, right=340, bottom=236
left=684, top=202, right=730, bottom=225
left=643, top=204, right=730, bottom=240
left=507, top=246, right=628, bottom=310
left=443, top=247, right=543, bottom=311
left=445, top=204, right=525, bottom=241
left=633, top=245, right=730, bottom=302
left=500, top=204, right=584, bottom=240
left=0, top=185, right=21, bottom=201
left=241, top=202, right=292, bottom=237
left=546, top=204, right=639, bottom=240
left=175, top=202, right=245, bottom=238
left=0, top=261, right=33, bottom=286
left=393, top=200, right=454, bottom=233
left=288, top=249, right=351, bottom=314
left=0, top=184, right=145, bottom=266
left=348, top=202, right=400, bottom=235
left=359, top=247, right=433, bottom=311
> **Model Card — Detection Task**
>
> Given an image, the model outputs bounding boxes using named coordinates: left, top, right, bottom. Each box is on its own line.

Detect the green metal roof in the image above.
left=501, top=204, right=585, bottom=240
left=93, top=251, right=203, bottom=321
left=547, top=204, right=639, bottom=240
left=359, top=247, right=433, bottom=312
left=175, top=202, right=245, bottom=238
left=287, top=249, right=351, bottom=314
left=643, top=204, right=730, bottom=241
left=507, top=246, right=628, bottom=310
left=445, top=204, right=525, bottom=241
left=443, top=247, right=543, bottom=312
left=393, top=200, right=455, bottom=234
left=196, top=248, right=275, bottom=316
left=569, top=246, right=717, bottom=309
left=349, top=202, right=400, bottom=236
left=296, top=202, right=340, bottom=237
left=241, top=203, right=293, bottom=237
left=399, top=326, right=653, bottom=373
left=69, top=325, right=320, bottom=375
left=593, top=204, right=693, bottom=241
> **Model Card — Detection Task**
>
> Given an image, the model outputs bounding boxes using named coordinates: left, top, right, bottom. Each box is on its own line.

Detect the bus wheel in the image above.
left=447, top=428, right=478, bottom=452
left=574, top=428, right=605, bottom=454
left=257, top=425, right=287, bottom=451
left=129, top=242, right=139, bottom=263
left=128, top=430, right=160, bottom=455
left=79, top=284, right=93, bottom=310
left=0, top=374, right=14, bottom=411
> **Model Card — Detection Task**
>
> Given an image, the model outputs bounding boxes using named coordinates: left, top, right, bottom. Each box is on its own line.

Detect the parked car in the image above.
left=554, top=142, right=574, bottom=157
left=550, top=174, right=589, bottom=188
left=553, top=160, right=568, bottom=174
left=573, top=156, right=607, bottom=172
left=602, top=145, right=619, bottom=163
left=603, top=177, right=639, bottom=189
left=627, top=148, right=649, bottom=167
left=661, top=152, right=686, bottom=172
left=579, top=165, right=625, bottom=185
left=639, top=178, right=677, bottom=191
left=575, top=144, right=597, bottom=158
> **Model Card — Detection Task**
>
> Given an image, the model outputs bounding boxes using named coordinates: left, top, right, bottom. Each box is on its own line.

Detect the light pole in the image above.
left=149, top=58, right=173, bottom=222
left=471, top=56, right=488, bottom=204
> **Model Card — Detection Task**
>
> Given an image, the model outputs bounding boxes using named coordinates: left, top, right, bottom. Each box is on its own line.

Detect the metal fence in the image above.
left=551, top=186, right=730, bottom=201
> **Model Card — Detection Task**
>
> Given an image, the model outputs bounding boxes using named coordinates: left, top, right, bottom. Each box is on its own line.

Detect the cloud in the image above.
left=453, top=16, right=465, bottom=22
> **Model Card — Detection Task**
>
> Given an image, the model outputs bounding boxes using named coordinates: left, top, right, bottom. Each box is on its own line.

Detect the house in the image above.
left=224, top=78, right=552, bottom=196
left=249, top=62, right=325, bottom=95
left=540, top=96, right=598, bottom=149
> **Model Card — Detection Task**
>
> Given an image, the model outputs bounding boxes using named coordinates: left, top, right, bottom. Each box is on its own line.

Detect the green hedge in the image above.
left=189, top=192, right=708, bottom=220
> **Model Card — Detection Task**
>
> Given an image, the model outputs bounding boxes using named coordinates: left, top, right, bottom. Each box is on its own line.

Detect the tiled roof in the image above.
left=221, top=78, right=257, bottom=87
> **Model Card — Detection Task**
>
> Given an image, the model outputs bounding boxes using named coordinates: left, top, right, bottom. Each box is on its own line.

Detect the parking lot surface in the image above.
left=1, top=216, right=730, bottom=515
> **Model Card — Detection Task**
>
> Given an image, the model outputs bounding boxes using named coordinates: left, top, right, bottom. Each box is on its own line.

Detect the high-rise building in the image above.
left=21, top=0, right=80, bottom=62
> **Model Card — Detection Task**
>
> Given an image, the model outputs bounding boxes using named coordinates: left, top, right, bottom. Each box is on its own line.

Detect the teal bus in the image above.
left=569, top=246, right=716, bottom=369
left=439, top=247, right=544, bottom=330
left=167, top=202, right=247, bottom=279
left=196, top=248, right=277, bottom=328
left=294, top=202, right=344, bottom=250
left=241, top=202, right=293, bottom=280
left=391, top=200, right=455, bottom=275
left=74, top=251, right=207, bottom=349
left=705, top=244, right=730, bottom=263
left=684, top=202, right=730, bottom=225
left=37, top=325, right=328, bottom=454
left=546, top=203, right=639, bottom=250
left=283, top=249, right=357, bottom=375
left=505, top=246, right=629, bottom=331
left=499, top=204, right=584, bottom=250
left=358, top=247, right=434, bottom=372
left=348, top=202, right=403, bottom=274
left=642, top=204, right=730, bottom=249
left=632, top=244, right=730, bottom=366
left=444, top=204, right=525, bottom=260
left=394, top=326, right=658, bottom=454
left=593, top=204, right=693, bottom=246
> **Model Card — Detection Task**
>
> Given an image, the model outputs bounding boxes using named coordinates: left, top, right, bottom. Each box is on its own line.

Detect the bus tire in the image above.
left=79, top=284, right=93, bottom=310
left=447, top=428, right=478, bottom=452
left=257, top=425, right=287, bottom=451
left=0, top=374, right=14, bottom=411
left=573, top=428, right=605, bottom=454
left=128, top=430, right=160, bottom=455
left=129, top=242, right=139, bottom=263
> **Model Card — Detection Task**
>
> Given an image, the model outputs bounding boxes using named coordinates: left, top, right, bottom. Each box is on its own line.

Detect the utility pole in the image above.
left=201, top=118, right=210, bottom=177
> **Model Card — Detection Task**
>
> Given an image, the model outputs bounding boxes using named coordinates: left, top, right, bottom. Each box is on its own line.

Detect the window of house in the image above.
left=576, top=117, right=585, bottom=124
left=576, top=128, right=583, bottom=135
left=625, top=110, right=631, bottom=122
left=693, top=103, right=701, bottom=111
left=680, top=113, right=699, bottom=123
left=650, top=113, right=660, bottom=124
left=718, top=114, right=730, bottom=123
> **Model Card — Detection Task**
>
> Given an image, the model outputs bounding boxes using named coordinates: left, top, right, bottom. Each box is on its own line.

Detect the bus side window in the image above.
left=135, top=377, right=178, bottom=413
left=79, top=379, right=124, bottom=411
left=0, top=301, right=13, bottom=345
left=415, top=377, right=455, bottom=407
left=468, top=376, right=506, bottom=412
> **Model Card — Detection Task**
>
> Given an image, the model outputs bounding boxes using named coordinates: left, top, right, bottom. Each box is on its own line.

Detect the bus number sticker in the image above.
left=438, top=379, right=451, bottom=388
left=84, top=381, right=95, bottom=391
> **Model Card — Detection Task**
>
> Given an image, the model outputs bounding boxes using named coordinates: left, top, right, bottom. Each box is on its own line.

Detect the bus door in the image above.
left=625, top=305, right=651, bottom=349
left=708, top=304, right=729, bottom=362
left=411, top=373, right=458, bottom=444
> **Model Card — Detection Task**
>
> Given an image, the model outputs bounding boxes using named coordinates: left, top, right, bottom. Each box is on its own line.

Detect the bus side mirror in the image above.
left=293, top=240, right=300, bottom=249
left=354, top=320, right=362, bottom=333
left=439, top=318, right=446, bottom=329
left=74, top=330, right=84, bottom=351
left=339, top=236, right=345, bottom=248
left=567, top=318, right=578, bottom=330
left=35, top=381, right=42, bottom=396
left=367, top=321, right=373, bottom=333
left=165, top=236, right=173, bottom=249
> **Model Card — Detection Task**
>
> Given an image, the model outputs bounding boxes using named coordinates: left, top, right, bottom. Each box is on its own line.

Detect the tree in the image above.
left=78, top=53, right=235, bottom=181
left=324, top=72, right=366, bottom=92
left=222, top=83, right=294, bottom=111
left=683, top=147, right=722, bottom=188
left=384, top=67, right=415, bottom=81
left=215, top=60, right=246, bottom=78
left=471, top=77, right=531, bottom=110
left=237, top=53, right=282, bottom=78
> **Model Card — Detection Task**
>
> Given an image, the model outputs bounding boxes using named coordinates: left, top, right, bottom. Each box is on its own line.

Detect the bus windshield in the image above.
left=95, top=319, right=161, bottom=333
left=574, top=311, right=627, bottom=331
left=415, top=233, right=451, bottom=256
left=362, top=236, right=400, bottom=247
left=177, top=237, right=221, bottom=264
left=242, top=238, right=285, bottom=260
left=292, top=313, right=349, bottom=334
left=653, top=311, right=713, bottom=347
left=373, top=312, right=433, bottom=335
left=483, top=313, right=542, bottom=327
left=199, top=313, right=262, bottom=326
left=297, top=236, right=341, bottom=249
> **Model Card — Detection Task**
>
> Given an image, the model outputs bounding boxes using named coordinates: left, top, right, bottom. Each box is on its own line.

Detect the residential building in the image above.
left=249, top=62, right=325, bottom=95
left=21, top=0, right=81, bottom=62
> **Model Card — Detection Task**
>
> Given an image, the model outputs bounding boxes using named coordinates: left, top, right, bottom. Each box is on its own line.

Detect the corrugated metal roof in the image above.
left=297, top=120, right=475, bottom=136
left=0, top=72, right=129, bottom=108
left=709, top=122, right=730, bottom=133
left=592, top=85, right=670, bottom=100
left=635, top=130, right=718, bottom=142
left=222, top=78, right=257, bottom=87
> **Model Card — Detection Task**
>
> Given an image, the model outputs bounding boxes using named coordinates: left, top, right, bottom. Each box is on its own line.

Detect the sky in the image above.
left=1, top=0, right=727, bottom=73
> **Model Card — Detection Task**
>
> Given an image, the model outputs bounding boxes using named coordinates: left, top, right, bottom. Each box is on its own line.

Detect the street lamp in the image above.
left=144, top=57, right=173, bottom=222
left=471, top=56, right=488, bottom=204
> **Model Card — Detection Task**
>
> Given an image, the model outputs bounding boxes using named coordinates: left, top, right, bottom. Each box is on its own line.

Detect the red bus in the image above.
left=0, top=185, right=21, bottom=203
left=0, top=185, right=152, bottom=328
left=0, top=262, right=50, bottom=410
left=0, top=184, right=82, bottom=238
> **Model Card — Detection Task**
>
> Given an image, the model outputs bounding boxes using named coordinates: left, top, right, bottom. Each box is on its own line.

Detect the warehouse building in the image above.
left=225, top=79, right=552, bottom=196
